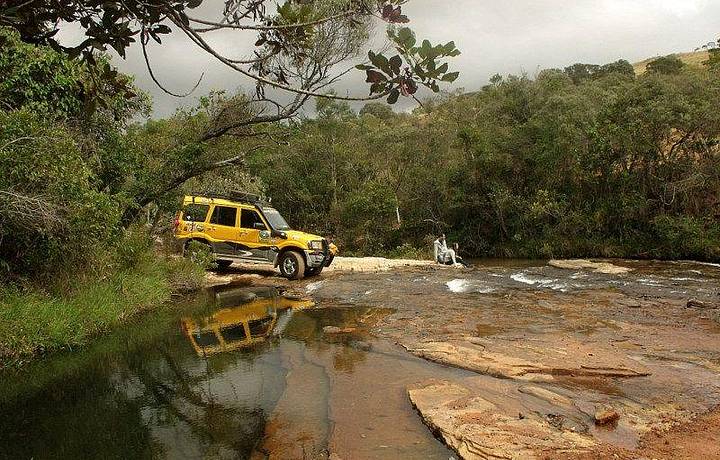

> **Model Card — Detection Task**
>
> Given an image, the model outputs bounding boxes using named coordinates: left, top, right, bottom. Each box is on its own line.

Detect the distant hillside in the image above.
left=633, top=50, right=710, bottom=74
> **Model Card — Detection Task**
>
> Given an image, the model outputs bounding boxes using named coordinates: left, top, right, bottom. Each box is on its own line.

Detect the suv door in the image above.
left=206, top=205, right=239, bottom=256
left=237, top=207, right=273, bottom=262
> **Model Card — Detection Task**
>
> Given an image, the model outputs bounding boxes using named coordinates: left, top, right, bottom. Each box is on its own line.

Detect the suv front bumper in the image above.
left=306, top=250, right=334, bottom=268
left=305, top=239, right=335, bottom=268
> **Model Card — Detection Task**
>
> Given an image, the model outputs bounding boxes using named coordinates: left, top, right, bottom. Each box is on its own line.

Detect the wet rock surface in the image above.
left=548, top=259, right=632, bottom=274
left=303, top=259, right=720, bottom=459
left=408, top=381, right=594, bottom=459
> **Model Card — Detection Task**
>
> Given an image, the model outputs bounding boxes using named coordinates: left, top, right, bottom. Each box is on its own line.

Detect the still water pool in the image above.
left=0, top=284, right=458, bottom=459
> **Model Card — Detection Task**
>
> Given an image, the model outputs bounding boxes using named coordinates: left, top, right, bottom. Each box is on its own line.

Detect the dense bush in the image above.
left=248, top=63, right=720, bottom=261
left=0, top=110, right=122, bottom=275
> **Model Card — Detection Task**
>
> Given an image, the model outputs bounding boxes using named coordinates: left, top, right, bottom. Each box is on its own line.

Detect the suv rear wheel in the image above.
left=279, top=251, right=305, bottom=280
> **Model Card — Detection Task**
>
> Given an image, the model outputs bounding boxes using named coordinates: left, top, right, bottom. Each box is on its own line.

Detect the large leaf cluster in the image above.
left=359, top=27, right=460, bottom=103
left=0, top=0, right=198, bottom=57
left=0, top=110, right=122, bottom=276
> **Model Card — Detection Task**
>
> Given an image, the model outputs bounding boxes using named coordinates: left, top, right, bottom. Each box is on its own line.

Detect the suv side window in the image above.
left=241, top=209, right=267, bottom=230
left=183, top=204, right=209, bottom=222
left=210, top=206, right=238, bottom=227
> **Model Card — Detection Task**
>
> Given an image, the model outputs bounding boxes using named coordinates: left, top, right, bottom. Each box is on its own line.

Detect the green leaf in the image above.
left=369, top=82, right=385, bottom=95
left=366, top=69, right=387, bottom=84
left=442, top=72, right=459, bottom=82
left=369, top=52, right=391, bottom=74
left=387, top=88, right=400, bottom=104
left=396, top=27, right=416, bottom=49
left=389, top=55, right=402, bottom=75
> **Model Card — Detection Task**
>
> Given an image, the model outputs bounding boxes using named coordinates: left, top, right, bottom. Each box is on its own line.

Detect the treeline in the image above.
left=248, top=56, right=720, bottom=260
left=2, top=24, right=719, bottom=276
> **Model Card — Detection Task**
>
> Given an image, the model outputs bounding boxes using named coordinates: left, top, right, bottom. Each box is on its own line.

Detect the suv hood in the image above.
left=283, top=230, right=323, bottom=245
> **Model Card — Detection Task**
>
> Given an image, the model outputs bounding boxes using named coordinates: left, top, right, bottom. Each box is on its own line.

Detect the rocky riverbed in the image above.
left=232, top=258, right=720, bottom=459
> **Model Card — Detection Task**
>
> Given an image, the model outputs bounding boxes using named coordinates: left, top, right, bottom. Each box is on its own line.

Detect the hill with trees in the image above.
left=242, top=55, right=720, bottom=260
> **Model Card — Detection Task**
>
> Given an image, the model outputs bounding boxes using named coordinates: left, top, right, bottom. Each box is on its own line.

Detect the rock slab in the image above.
left=548, top=259, right=632, bottom=274
left=408, top=381, right=594, bottom=459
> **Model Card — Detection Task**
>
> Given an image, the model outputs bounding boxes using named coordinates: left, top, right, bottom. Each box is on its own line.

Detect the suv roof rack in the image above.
left=188, top=191, right=272, bottom=206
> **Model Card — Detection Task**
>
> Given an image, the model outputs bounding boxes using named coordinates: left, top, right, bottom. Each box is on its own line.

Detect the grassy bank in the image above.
left=0, top=254, right=204, bottom=367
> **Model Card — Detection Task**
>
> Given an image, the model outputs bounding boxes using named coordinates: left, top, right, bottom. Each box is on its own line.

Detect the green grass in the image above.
left=0, top=255, right=204, bottom=366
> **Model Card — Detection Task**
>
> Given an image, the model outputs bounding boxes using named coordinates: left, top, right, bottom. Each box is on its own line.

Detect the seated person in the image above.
left=433, top=234, right=468, bottom=267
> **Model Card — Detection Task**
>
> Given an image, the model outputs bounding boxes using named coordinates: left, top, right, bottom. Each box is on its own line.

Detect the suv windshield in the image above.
left=262, top=208, right=290, bottom=230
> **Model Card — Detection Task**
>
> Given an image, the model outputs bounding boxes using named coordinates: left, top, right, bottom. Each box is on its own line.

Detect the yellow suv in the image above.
left=174, top=193, right=337, bottom=279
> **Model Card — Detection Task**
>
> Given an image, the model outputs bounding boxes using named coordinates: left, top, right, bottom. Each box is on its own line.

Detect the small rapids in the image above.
left=509, top=272, right=572, bottom=291
left=434, top=259, right=720, bottom=298
left=305, top=280, right=326, bottom=293
left=446, top=279, right=496, bottom=294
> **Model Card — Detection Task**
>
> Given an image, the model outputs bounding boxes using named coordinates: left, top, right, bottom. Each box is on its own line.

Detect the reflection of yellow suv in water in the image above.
left=174, top=193, right=337, bottom=279
left=181, top=287, right=314, bottom=356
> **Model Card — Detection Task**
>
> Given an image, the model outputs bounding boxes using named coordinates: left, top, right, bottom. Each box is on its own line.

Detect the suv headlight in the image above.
left=308, top=240, right=323, bottom=250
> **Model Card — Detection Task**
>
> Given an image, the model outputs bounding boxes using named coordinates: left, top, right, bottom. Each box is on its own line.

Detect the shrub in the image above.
left=0, top=110, right=121, bottom=276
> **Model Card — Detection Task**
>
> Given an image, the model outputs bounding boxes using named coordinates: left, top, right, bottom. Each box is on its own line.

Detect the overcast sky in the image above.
left=63, top=0, right=720, bottom=118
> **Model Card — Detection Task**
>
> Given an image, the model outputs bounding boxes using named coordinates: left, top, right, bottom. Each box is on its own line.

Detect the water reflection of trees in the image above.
left=132, top=344, right=273, bottom=458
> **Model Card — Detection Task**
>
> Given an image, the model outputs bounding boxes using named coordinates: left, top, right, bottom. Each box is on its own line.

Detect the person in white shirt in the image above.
left=434, top=234, right=464, bottom=267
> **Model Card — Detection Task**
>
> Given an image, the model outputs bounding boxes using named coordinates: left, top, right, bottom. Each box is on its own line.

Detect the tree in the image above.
left=0, top=109, right=122, bottom=275
left=705, top=48, right=720, bottom=71
left=564, top=60, right=634, bottom=84
left=1, top=1, right=461, bottom=222
left=0, top=1, right=460, bottom=105
left=245, top=57, right=720, bottom=260
left=317, top=95, right=356, bottom=121
left=564, top=63, right=600, bottom=85
left=646, top=55, right=685, bottom=75
left=0, top=28, right=147, bottom=121
left=0, top=32, right=151, bottom=275
left=359, top=102, right=395, bottom=120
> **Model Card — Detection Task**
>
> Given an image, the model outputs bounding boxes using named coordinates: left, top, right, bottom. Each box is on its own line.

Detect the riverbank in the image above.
left=0, top=255, right=204, bottom=368
left=0, top=255, right=431, bottom=368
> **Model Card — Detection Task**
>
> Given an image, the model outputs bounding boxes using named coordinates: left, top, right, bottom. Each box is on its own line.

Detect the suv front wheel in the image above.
left=305, top=266, right=323, bottom=277
left=278, top=251, right=305, bottom=280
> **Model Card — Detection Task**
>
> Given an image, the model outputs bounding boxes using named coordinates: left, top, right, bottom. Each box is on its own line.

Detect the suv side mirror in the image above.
left=254, top=222, right=267, bottom=230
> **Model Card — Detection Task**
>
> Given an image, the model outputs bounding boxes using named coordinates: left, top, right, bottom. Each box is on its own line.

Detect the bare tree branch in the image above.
left=189, top=9, right=358, bottom=32
left=141, top=27, right=204, bottom=97
left=0, top=190, right=66, bottom=233
left=161, top=4, right=389, bottom=102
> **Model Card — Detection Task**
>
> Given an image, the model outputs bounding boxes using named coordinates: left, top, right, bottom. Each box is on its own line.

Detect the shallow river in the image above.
left=1, top=259, right=719, bottom=459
